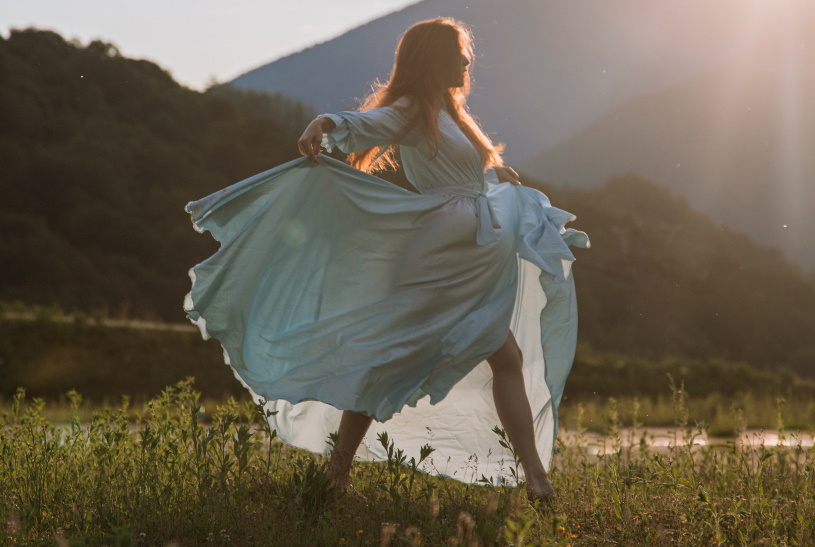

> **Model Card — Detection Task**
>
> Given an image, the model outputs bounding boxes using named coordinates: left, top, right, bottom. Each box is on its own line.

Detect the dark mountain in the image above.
left=541, top=175, right=815, bottom=376
left=522, top=25, right=815, bottom=268
left=232, top=0, right=778, bottom=163
left=2, top=29, right=814, bottom=375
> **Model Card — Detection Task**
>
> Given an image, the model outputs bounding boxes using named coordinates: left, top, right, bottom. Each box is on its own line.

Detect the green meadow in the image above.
left=2, top=379, right=814, bottom=546
left=3, top=316, right=815, bottom=545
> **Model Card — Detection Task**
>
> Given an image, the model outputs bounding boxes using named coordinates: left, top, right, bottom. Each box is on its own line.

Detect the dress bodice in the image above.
left=320, top=99, right=498, bottom=193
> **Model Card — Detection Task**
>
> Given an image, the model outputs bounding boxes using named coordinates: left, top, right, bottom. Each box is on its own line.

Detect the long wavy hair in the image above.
left=348, top=17, right=504, bottom=173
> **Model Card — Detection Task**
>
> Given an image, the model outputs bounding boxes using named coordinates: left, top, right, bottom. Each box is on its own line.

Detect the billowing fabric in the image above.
left=185, top=105, right=589, bottom=484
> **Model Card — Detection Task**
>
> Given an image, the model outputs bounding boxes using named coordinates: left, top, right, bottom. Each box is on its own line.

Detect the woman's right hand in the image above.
left=494, top=165, right=521, bottom=185
left=297, top=117, right=336, bottom=164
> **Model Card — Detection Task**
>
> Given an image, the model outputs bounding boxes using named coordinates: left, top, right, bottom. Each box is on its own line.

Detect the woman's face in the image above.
left=450, top=52, right=470, bottom=88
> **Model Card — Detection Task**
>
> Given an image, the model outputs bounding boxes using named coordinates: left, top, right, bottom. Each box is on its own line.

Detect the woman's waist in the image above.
left=420, top=184, right=487, bottom=198
left=420, top=185, right=501, bottom=246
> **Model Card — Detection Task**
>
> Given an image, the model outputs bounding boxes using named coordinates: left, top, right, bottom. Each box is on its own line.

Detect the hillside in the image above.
left=0, top=29, right=313, bottom=319
left=522, top=27, right=815, bottom=268
left=232, top=0, right=778, bottom=163
left=1, top=29, right=814, bottom=375
left=537, top=175, right=815, bottom=375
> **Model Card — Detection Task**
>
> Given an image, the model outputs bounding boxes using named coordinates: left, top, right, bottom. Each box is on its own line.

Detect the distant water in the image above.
left=560, top=428, right=815, bottom=456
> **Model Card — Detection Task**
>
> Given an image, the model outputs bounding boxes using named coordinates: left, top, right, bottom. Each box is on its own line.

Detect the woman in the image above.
left=185, top=18, right=588, bottom=502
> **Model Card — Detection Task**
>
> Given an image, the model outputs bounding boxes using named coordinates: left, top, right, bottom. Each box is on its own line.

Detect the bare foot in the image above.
left=525, top=473, right=556, bottom=504
left=326, top=465, right=349, bottom=488
left=326, top=455, right=353, bottom=493
left=327, top=473, right=359, bottom=499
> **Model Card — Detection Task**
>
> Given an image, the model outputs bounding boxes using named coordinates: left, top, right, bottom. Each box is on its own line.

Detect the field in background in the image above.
left=3, top=307, right=815, bottom=434
left=2, top=380, right=814, bottom=545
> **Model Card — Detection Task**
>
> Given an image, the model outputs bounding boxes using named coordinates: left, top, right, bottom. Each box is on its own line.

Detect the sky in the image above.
left=3, top=0, right=418, bottom=90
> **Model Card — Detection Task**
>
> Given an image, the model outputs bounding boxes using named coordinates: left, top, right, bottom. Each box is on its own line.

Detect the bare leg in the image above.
left=326, top=410, right=373, bottom=486
left=487, top=331, right=556, bottom=502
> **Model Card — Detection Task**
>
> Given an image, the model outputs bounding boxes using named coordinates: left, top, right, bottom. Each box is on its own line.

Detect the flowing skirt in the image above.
left=185, top=155, right=589, bottom=484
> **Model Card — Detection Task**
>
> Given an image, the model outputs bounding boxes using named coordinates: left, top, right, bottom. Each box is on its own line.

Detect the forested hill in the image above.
left=0, top=29, right=313, bottom=319
left=540, top=176, right=815, bottom=376
left=2, top=29, right=814, bottom=376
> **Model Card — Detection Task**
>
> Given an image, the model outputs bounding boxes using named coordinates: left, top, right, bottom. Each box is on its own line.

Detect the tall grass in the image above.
left=559, top=391, right=815, bottom=436
left=2, top=379, right=814, bottom=545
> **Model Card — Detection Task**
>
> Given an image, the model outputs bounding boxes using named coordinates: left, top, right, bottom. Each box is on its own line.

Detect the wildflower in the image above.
left=7, top=511, right=20, bottom=535
left=484, top=491, right=499, bottom=514
left=457, top=512, right=475, bottom=542
left=405, top=526, right=421, bottom=546
left=357, top=529, right=364, bottom=536
left=429, top=494, right=440, bottom=517
left=380, top=523, right=397, bottom=546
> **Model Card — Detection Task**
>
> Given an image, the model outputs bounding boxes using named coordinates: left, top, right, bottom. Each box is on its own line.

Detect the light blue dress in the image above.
left=184, top=102, right=589, bottom=484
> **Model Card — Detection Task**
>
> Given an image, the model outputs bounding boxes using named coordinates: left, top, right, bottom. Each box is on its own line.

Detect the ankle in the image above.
left=327, top=452, right=352, bottom=481
left=327, top=461, right=349, bottom=479
left=521, top=462, right=548, bottom=482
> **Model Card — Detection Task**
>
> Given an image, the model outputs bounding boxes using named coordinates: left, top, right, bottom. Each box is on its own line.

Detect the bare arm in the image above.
left=297, top=116, right=337, bottom=164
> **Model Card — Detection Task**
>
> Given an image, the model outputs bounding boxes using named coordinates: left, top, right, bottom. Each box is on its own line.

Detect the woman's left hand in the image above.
left=494, top=165, right=521, bottom=185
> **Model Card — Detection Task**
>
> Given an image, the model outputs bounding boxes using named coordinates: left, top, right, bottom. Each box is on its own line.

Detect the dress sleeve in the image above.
left=320, top=104, right=418, bottom=154
left=483, top=167, right=500, bottom=188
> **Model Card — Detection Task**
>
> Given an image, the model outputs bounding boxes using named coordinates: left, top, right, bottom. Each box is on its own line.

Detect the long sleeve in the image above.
left=483, top=167, right=500, bottom=188
left=320, top=103, right=419, bottom=154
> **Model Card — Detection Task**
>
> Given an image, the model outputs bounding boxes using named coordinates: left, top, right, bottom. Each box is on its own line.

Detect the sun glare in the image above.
left=701, top=0, right=813, bottom=254
left=776, top=1, right=810, bottom=257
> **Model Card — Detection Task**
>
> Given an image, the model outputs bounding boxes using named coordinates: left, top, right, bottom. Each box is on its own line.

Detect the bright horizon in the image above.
left=2, top=0, right=419, bottom=90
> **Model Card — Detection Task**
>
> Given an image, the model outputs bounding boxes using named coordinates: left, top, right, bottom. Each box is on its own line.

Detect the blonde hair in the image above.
left=348, top=17, right=504, bottom=173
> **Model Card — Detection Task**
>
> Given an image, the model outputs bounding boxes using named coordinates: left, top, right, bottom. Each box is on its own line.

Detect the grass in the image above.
left=559, top=390, right=815, bottom=437
left=4, top=380, right=812, bottom=437
left=2, top=380, right=815, bottom=545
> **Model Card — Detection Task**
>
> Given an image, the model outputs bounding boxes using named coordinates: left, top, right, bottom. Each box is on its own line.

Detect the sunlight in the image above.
left=700, top=0, right=813, bottom=248
left=701, top=0, right=769, bottom=208
left=776, top=2, right=808, bottom=260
